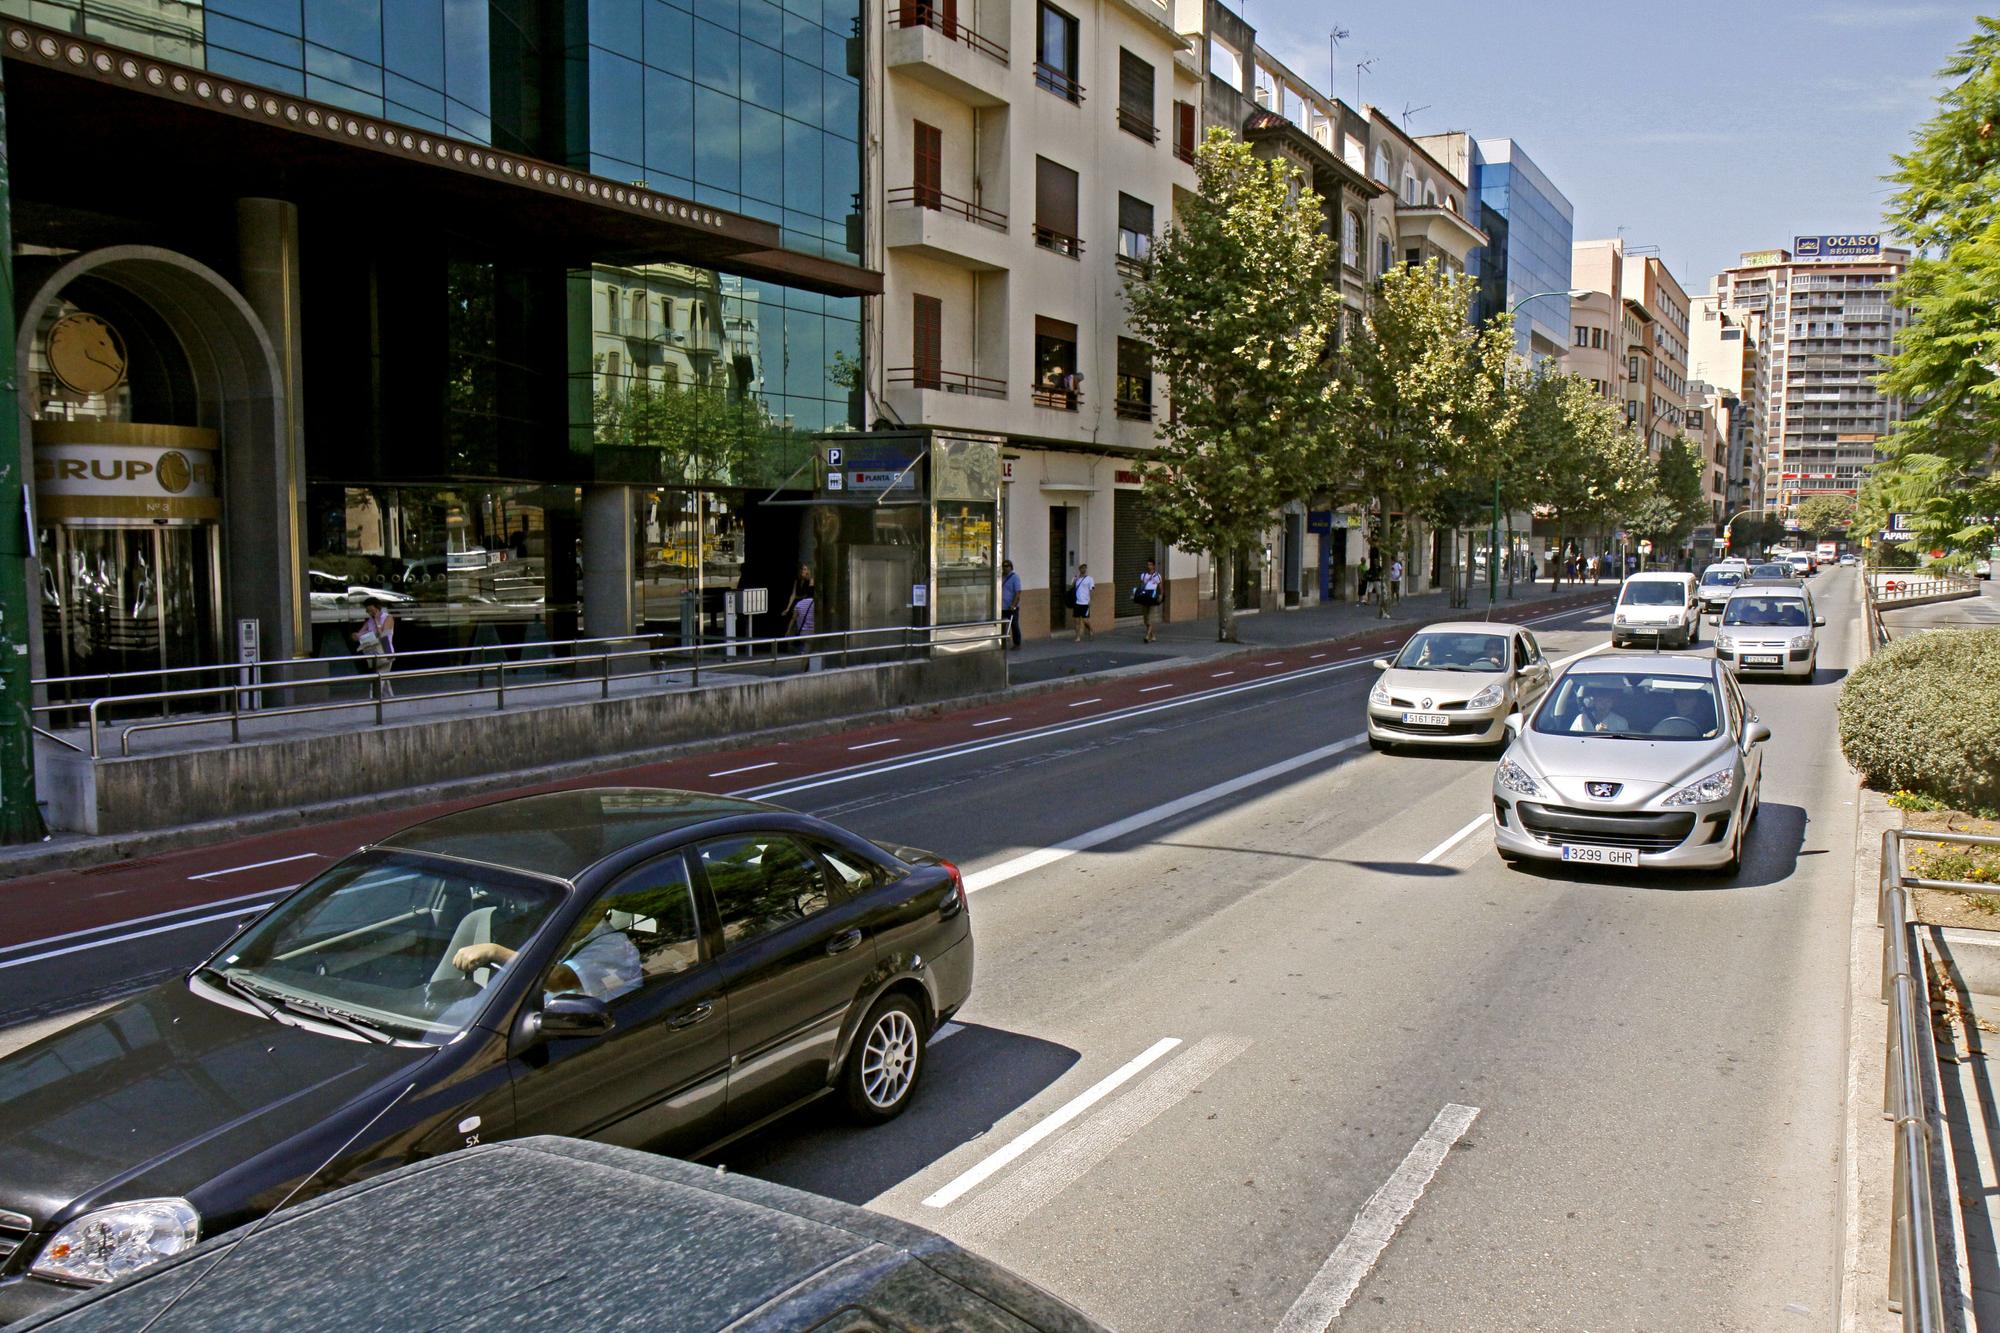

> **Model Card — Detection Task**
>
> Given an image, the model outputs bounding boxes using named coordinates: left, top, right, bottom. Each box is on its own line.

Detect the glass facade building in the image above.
left=1466, top=138, right=1573, bottom=360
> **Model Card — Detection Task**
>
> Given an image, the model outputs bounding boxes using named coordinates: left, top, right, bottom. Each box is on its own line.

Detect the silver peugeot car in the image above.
left=1491, top=654, right=1769, bottom=873
left=1367, top=622, right=1554, bottom=751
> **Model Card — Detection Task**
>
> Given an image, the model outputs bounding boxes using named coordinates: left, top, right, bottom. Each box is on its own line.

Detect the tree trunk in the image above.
left=1464, top=528, right=1477, bottom=611
left=1553, top=523, right=1565, bottom=589
left=1505, top=516, right=1516, bottom=599
left=1377, top=492, right=1394, bottom=618
left=1215, top=549, right=1238, bottom=642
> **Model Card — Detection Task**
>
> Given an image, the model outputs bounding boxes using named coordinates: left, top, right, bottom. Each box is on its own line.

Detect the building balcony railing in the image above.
left=1172, top=137, right=1196, bottom=166
left=887, top=5, right=1009, bottom=63
left=1116, top=106, right=1158, bottom=142
left=888, top=185, right=1008, bottom=231
left=1114, top=253, right=1151, bottom=281
left=1114, top=396, right=1154, bottom=421
left=1032, top=383, right=1082, bottom=410
left=1035, top=62, right=1085, bottom=103
left=1033, top=224, right=1084, bottom=258
left=887, top=366, right=1007, bottom=398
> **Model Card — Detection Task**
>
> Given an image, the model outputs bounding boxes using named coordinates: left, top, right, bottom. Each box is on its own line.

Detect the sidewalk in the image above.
left=1008, top=576, right=1610, bottom=685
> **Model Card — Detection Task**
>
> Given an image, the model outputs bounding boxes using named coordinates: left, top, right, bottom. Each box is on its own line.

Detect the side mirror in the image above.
left=1504, top=714, right=1523, bottom=739
left=529, top=993, right=614, bottom=1041
left=1748, top=722, right=1772, bottom=745
left=1371, top=658, right=1391, bottom=671
left=1814, top=617, right=1826, bottom=627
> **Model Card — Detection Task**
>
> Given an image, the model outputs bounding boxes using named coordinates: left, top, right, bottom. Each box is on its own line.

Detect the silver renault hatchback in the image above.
left=1492, top=654, right=1769, bottom=874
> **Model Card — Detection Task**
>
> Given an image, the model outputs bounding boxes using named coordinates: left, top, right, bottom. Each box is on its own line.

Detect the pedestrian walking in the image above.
left=1389, top=556, right=1404, bottom=605
left=1133, top=557, right=1162, bottom=642
left=354, top=597, right=396, bottom=696
left=1361, top=550, right=1381, bottom=605
left=1070, top=563, right=1095, bottom=641
left=1000, top=559, right=1022, bottom=649
left=781, top=562, right=814, bottom=648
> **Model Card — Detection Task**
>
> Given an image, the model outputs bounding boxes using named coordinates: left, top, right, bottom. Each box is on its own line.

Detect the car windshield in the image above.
left=1620, top=582, right=1687, bottom=607
left=200, top=850, right=564, bottom=1044
left=1750, top=564, right=1791, bottom=579
left=1699, top=570, right=1742, bottom=589
left=1723, top=596, right=1810, bottom=627
left=1392, top=631, right=1509, bottom=672
left=1531, top=671, right=1722, bottom=741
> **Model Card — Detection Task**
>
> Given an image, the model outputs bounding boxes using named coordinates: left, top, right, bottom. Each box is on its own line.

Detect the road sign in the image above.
left=739, top=587, right=768, bottom=616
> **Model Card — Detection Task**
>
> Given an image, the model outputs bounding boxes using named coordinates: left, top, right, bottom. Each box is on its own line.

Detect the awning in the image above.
left=1, top=20, right=881, bottom=297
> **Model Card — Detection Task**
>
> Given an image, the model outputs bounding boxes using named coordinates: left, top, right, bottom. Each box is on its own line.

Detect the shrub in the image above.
left=1839, top=628, right=2000, bottom=812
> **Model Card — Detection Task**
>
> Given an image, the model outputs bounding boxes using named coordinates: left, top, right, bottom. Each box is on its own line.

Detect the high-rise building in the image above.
left=1573, top=239, right=1692, bottom=454
left=1420, top=134, right=1573, bottom=361
left=1690, top=294, right=1768, bottom=521
left=1712, top=239, right=1909, bottom=512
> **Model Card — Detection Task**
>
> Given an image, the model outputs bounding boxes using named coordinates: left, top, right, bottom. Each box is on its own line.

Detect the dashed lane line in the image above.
left=189, top=852, right=323, bottom=881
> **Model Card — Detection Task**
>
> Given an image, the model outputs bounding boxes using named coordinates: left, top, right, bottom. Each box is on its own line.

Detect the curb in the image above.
left=0, top=589, right=1614, bottom=880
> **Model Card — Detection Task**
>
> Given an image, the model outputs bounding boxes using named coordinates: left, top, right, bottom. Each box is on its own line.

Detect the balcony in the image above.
left=1114, top=396, right=1154, bottom=421
left=886, top=8, right=1009, bottom=107
left=1114, top=253, right=1151, bottom=281
left=1033, top=224, right=1084, bottom=259
left=1172, top=137, right=1195, bottom=166
left=1035, top=62, right=1086, bottom=103
left=885, top=366, right=1014, bottom=433
left=1032, top=383, right=1082, bottom=411
left=885, top=187, right=1012, bottom=271
left=887, top=366, right=1006, bottom=398
left=1116, top=106, right=1159, bottom=143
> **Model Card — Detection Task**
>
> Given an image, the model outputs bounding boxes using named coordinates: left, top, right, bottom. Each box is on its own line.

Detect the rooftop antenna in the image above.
left=1402, top=100, right=1430, bottom=130
left=1329, top=25, right=1349, bottom=97
left=1353, top=56, right=1375, bottom=110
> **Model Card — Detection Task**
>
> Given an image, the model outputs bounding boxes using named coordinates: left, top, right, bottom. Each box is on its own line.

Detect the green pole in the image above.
left=0, top=74, right=44, bottom=842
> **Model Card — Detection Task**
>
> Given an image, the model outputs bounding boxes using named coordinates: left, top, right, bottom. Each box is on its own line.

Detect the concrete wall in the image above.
left=39, top=650, right=1005, bottom=835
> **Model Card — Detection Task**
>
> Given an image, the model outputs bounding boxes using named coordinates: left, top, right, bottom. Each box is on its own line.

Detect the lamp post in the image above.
left=1493, top=289, right=1587, bottom=606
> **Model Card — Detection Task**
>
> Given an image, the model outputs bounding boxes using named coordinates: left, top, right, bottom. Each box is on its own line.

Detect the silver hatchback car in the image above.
left=1492, top=655, right=1769, bottom=873
left=1367, top=623, right=1554, bottom=750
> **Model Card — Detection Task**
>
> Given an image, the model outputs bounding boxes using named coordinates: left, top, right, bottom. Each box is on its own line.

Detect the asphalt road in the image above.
left=0, top=575, right=1866, bottom=1329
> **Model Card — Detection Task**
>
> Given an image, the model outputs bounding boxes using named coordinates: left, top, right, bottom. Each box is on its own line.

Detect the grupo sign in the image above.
left=1793, top=233, right=1881, bottom=259
left=32, top=422, right=220, bottom=525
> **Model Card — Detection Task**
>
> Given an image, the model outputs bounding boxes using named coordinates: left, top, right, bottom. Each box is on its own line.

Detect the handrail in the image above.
left=37, top=621, right=1005, bottom=760
left=1870, top=572, right=1979, bottom=605
left=886, top=5, right=1009, bottom=64
left=1032, top=223, right=1084, bottom=258
left=887, top=184, right=1008, bottom=231
left=1033, top=61, right=1085, bottom=102
left=1879, top=827, right=1955, bottom=1330
left=886, top=366, right=1008, bottom=399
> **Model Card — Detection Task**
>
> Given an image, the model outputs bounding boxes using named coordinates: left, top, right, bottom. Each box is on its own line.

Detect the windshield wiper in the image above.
left=198, top=966, right=284, bottom=1023
left=264, top=993, right=398, bottom=1044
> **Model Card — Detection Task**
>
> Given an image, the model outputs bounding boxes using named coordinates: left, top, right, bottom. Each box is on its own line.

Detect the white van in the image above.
left=1612, top=571, right=1701, bottom=649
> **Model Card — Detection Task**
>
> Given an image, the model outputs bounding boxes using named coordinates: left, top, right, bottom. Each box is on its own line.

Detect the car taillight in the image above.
left=938, top=859, right=968, bottom=917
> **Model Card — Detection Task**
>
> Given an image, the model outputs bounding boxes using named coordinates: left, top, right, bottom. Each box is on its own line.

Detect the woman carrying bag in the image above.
left=1133, top=558, right=1162, bottom=643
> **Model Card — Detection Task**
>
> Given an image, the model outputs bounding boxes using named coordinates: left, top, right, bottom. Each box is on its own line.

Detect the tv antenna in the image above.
left=1353, top=56, right=1376, bottom=109
left=1329, top=25, right=1349, bottom=95
left=1402, top=100, right=1430, bottom=129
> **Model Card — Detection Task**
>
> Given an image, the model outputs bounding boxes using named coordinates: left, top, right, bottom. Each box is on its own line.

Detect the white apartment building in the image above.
left=868, top=0, right=1200, bottom=638
left=1573, top=238, right=1691, bottom=454
left=1690, top=294, right=1768, bottom=520
left=1713, top=240, right=1909, bottom=512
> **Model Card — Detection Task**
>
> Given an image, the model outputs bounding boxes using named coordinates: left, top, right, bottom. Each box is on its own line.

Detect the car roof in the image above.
left=1401, top=622, right=1518, bottom=636
left=1622, top=570, right=1696, bottom=582
left=1568, top=653, right=1716, bottom=679
left=1733, top=579, right=1806, bottom=593
left=20, top=1138, right=1104, bottom=1333
left=376, top=787, right=781, bottom=881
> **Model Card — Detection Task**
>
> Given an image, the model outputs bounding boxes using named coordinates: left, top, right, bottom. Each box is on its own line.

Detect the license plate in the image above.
left=1561, top=844, right=1639, bottom=867
left=1743, top=654, right=1781, bottom=666
left=1400, top=711, right=1450, bottom=726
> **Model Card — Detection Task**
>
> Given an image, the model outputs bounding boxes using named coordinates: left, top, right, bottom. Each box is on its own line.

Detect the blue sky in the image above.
left=1236, top=1, right=1976, bottom=292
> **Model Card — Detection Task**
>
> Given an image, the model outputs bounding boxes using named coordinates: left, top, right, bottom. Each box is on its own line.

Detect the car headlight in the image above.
left=31, top=1199, right=201, bottom=1285
left=1789, top=633, right=1814, bottom=649
left=1496, top=758, right=1543, bottom=796
left=1369, top=681, right=1392, bottom=706
left=1466, top=682, right=1506, bottom=710
left=1663, top=768, right=1736, bottom=807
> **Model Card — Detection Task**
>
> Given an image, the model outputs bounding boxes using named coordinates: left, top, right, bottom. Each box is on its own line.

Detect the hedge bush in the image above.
left=1839, top=628, right=2000, bottom=811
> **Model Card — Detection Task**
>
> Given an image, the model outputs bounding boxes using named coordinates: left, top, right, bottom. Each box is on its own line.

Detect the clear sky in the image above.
left=1235, top=1, right=1976, bottom=293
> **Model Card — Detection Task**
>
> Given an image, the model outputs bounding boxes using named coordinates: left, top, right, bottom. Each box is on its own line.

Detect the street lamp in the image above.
left=1490, top=288, right=1589, bottom=606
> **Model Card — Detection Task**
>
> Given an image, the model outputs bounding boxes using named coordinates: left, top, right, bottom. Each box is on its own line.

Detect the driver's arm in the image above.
left=454, top=942, right=518, bottom=972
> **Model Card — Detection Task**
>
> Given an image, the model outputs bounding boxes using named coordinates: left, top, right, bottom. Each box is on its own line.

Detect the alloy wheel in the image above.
left=860, top=1008, right=921, bottom=1110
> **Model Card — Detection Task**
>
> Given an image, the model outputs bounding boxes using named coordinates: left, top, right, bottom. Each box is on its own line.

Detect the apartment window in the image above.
left=914, top=121, right=942, bottom=208
left=1343, top=211, right=1361, bottom=269
left=1116, top=338, right=1153, bottom=419
left=1035, top=156, right=1082, bottom=256
left=912, top=294, right=942, bottom=390
left=1423, top=183, right=1438, bottom=207
left=1372, top=145, right=1390, bottom=185
left=1034, top=316, right=1081, bottom=409
left=604, top=349, right=622, bottom=387
left=1627, top=355, right=1641, bottom=380
left=1377, top=233, right=1392, bottom=277
left=1118, top=50, right=1156, bottom=141
left=1173, top=100, right=1197, bottom=163
left=1574, top=326, right=1590, bottom=348
left=1036, top=3, right=1082, bottom=102
left=1117, top=194, right=1153, bottom=278
left=1591, top=328, right=1605, bottom=349
left=1401, top=171, right=1419, bottom=206
left=630, top=290, right=646, bottom=321
left=898, top=0, right=958, bottom=36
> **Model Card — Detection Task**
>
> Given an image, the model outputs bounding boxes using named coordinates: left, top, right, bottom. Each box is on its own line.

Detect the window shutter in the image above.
left=914, top=121, right=942, bottom=207
left=1035, top=156, right=1078, bottom=238
left=1118, top=193, right=1152, bottom=237
left=1175, top=101, right=1196, bottom=155
left=913, top=294, right=942, bottom=389
left=1118, top=50, right=1153, bottom=124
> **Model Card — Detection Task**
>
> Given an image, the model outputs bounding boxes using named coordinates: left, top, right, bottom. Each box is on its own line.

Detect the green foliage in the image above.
left=1123, top=129, right=1344, bottom=639
left=1794, top=494, right=1857, bottom=540
left=1873, top=16, right=2000, bottom=560
left=1622, top=435, right=1709, bottom=549
left=1839, top=628, right=2000, bottom=810
left=1518, top=374, right=1650, bottom=549
left=593, top=376, right=776, bottom=486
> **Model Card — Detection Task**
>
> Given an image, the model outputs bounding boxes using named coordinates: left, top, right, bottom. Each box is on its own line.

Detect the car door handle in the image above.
left=826, top=928, right=864, bottom=955
left=667, top=1000, right=715, bottom=1030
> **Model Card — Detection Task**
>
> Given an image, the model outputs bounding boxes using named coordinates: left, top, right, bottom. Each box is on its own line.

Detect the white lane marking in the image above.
left=1275, top=1103, right=1482, bottom=1332
left=960, top=734, right=1367, bottom=894
left=949, top=1034, right=1254, bottom=1241
left=1263, top=660, right=1284, bottom=666
left=708, top=760, right=778, bottom=777
left=0, top=884, right=301, bottom=958
left=1311, top=653, right=1327, bottom=659
left=1549, top=641, right=1613, bottom=670
left=847, top=738, right=901, bottom=751
left=971, top=716, right=1013, bottom=728
left=922, top=1037, right=1183, bottom=1208
left=1066, top=697, right=1103, bottom=708
left=188, top=852, right=321, bottom=881
left=0, top=903, right=279, bottom=972
left=1417, top=815, right=1490, bottom=866
left=1139, top=683, right=1175, bottom=693
left=1211, top=670, right=1235, bottom=678
left=929, top=1021, right=965, bottom=1045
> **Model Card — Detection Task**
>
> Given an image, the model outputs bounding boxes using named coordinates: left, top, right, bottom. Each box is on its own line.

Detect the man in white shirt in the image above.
left=1071, top=564, right=1095, bottom=641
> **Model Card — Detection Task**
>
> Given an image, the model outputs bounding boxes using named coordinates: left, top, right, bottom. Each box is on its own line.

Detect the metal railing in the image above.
left=1871, top=572, right=1979, bottom=604
left=1878, top=827, right=1997, bottom=1329
left=1032, top=223, right=1084, bottom=258
left=886, top=5, right=1009, bottom=64
left=887, top=184, right=1008, bottom=231
left=35, top=620, right=1004, bottom=761
left=887, top=366, right=1007, bottom=399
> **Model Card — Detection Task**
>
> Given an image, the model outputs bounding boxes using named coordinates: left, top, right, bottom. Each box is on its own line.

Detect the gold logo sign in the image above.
left=157, top=451, right=193, bottom=494
left=46, top=313, right=128, bottom=398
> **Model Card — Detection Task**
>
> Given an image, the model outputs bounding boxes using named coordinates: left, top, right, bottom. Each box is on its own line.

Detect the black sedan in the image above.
left=0, top=789, right=973, bottom=1323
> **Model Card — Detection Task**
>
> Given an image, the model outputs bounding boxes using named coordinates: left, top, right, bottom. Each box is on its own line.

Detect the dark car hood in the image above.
left=0, top=981, right=427, bottom=1227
